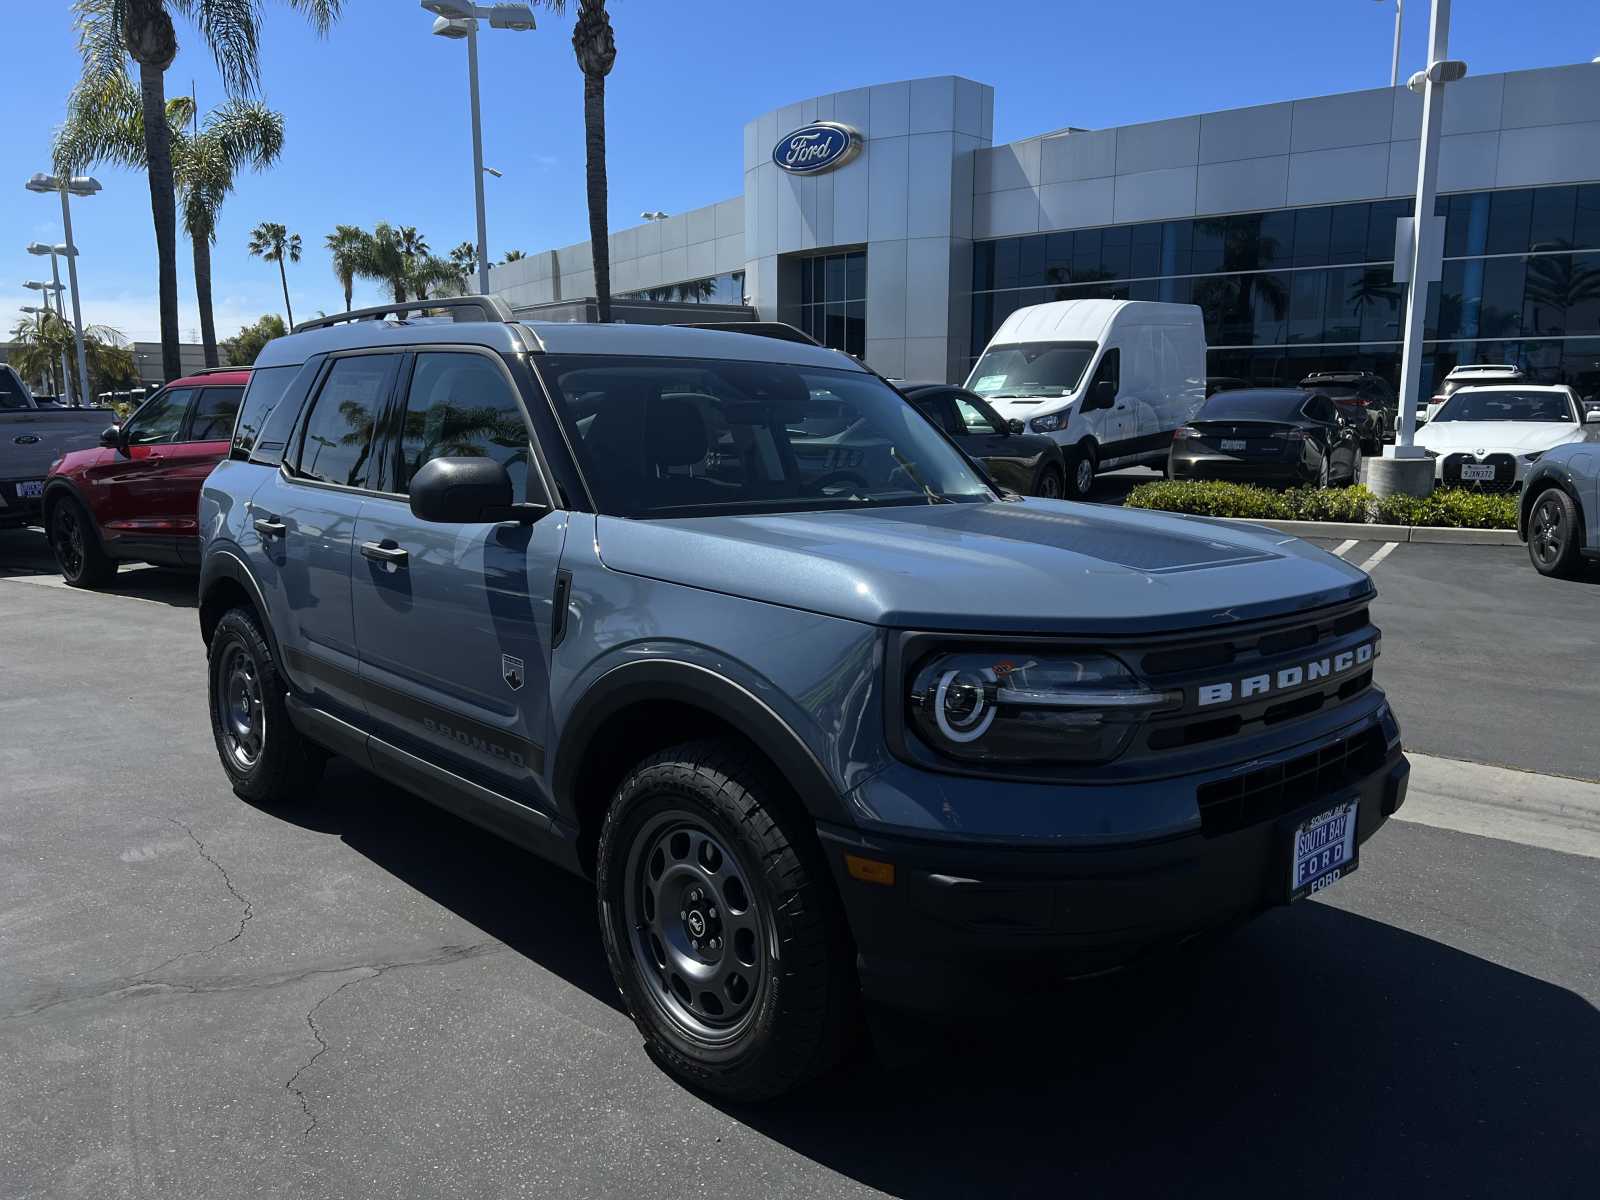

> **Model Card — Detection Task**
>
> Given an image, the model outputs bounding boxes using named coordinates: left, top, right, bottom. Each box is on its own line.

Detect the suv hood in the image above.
left=594, top=500, right=1371, bottom=635
left=1416, top=421, right=1584, bottom=454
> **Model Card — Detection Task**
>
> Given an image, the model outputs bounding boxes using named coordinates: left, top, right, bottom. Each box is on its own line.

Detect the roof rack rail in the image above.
left=292, top=295, right=514, bottom=334
left=672, top=321, right=822, bottom=347
left=189, top=365, right=249, bottom=375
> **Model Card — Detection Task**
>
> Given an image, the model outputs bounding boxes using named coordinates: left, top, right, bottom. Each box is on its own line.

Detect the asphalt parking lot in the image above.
left=2, top=522, right=1597, bottom=1199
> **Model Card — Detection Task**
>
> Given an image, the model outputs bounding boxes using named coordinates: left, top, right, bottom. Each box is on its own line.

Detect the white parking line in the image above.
left=1399, top=753, right=1600, bottom=861
left=1331, top=539, right=1359, bottom=558
left=1357, top=541, right=1399, bottom=572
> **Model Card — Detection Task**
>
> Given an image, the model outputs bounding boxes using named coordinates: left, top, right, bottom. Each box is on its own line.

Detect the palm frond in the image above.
left=172, top=0, right=264, bottom=95
left=53, top=70, right=145, bottom=175
left=285, top=0, right=344, bottom=36
left=71, top=0, right=129, bottom=83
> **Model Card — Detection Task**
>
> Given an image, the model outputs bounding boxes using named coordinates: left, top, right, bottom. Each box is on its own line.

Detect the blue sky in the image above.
left=1, top=0, right=1593, bottom=342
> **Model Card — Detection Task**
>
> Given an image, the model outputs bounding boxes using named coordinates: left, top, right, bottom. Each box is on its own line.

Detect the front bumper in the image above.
left=821, top=726, right=1408, bottom=1012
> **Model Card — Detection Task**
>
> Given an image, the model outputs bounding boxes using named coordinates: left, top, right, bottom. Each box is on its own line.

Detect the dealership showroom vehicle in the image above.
left=966, top=299, right=1206, bottom=499
left=1414, top=384, right=1596, bottom=491
left=43, top=368, right=248, bottom=586
left=0, top=363, right=107, bottom=530
left=1518, top=439, right=1600, bottom=578
left=1170, top=387, right=1363, bottom=487
left=900, top=382, right=1066, bottom=496
left=198, top=298, right=1406, bottom=1101
left=1299, top=370, right=1394, bottom=454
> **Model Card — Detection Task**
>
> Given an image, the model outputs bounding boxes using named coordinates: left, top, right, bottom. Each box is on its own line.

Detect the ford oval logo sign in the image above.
left=772, top=122, right=862, bottom=175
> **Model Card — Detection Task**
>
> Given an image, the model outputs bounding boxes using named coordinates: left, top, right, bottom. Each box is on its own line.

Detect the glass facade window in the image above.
left=616, top=270, right=746, bottom=305
left=970, top=184, right=1600, bottom=403
left=798, top=250, right=867, bottom=358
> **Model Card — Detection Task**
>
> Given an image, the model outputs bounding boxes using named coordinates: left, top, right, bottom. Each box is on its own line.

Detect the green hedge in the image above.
left=1124, top=481, right=1518, bottom=529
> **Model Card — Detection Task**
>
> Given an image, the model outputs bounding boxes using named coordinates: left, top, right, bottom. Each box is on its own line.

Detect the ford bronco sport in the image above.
left=198, top=297, right=1408, bottom=1100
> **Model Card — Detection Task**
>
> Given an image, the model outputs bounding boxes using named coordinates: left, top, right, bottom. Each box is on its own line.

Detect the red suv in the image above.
left=43, top=368, right=249, bottom=587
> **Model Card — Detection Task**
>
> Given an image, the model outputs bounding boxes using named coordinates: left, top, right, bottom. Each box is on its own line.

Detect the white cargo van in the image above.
left=965, top=300, right=1206, bottom=498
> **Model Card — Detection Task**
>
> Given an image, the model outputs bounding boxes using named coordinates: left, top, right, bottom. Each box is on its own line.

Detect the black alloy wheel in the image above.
left=50, top=498, right=116, bottom=588
left=1527, top=488, right=1583, bottom=578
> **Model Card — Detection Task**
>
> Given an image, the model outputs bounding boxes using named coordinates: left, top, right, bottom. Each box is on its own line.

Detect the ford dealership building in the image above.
left=487, top=63, right=1600, bottom=401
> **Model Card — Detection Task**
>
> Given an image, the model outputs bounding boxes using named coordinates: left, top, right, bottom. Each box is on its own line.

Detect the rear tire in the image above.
left=1527, top=488, right=1583, bottom=578
left=596, top=739, right=856, bottom=1101
left=207, top=607, right=326, bottom=804
left=1064, top=443, right=1097, bottom=500
left=1034, top=464, right=1063, bottom=499
left=50, top=496, right=116, bottom=588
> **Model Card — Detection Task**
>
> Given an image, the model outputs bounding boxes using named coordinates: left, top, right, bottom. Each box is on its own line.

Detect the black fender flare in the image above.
left=553, top=658, right=849, bottom=827
left=1519, top=471, right=1587, bottom=545
left=198, top=547, right=287, bottom=669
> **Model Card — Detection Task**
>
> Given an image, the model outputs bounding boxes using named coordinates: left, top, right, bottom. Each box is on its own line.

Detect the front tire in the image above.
left=50, top=496, right=116, bottom=588
left=596, top=739, right=855, bottom=1101
left=207, top=607, right=326, bottom=803
left=1527, top=488, right=1583, bottom=578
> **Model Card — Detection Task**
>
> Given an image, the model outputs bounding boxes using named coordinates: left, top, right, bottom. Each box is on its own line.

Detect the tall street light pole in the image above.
left=26, top=174, right=100, bottom=411
left=1378, top=0, right=1467, bottom=498
left=423, top=2, right=538, bottom=296
left=24, top=280, right=71, bottom=402
left=28, top=242, right=76, bottom=404
left=1380, top=0, right=1405, bottom=88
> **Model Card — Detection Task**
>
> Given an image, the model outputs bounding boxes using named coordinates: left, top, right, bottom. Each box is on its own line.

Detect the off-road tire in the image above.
left=596, top=738, right=856, bottom=1102
left=207, top=607, right=325, bottom=804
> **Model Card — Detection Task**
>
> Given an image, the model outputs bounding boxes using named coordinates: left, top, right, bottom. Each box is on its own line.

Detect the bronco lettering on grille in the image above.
left=1197, top=642, right=1374, bottom=708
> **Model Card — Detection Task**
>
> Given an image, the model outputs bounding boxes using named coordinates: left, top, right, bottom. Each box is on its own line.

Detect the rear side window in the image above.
left=394, top=353, right=533, bottom=502
left=127, top=388, right=194, bottom=445
left=294, top=355, right=399, bottom=489
left=187, top=387, right=244, bottom=441
left=1304, top=395, right=1337, bottom=423
left=231, top=366, right=297, bottom=460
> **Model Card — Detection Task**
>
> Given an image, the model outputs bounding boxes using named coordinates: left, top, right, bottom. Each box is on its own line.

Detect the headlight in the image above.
left=1029, top=411, right=1068, bottom=433
left=907, top=650, right=1179, bottom=765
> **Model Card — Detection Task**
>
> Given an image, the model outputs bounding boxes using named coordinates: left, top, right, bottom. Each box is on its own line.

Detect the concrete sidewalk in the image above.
left=1397, top=752, right=1600, bottom=860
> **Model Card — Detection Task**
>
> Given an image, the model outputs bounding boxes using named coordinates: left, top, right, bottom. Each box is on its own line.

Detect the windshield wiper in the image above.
left=889, top=448, right=952, bottom=504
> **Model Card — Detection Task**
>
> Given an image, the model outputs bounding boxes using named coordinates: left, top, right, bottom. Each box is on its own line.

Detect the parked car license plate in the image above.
left=14, top=480, right=44, bottom=499
left=1289, top=798, right=1359, bottom=900
left=1220, top=439, right=1247, bottom=451
left=1460, top=463, right=1495, bottom=481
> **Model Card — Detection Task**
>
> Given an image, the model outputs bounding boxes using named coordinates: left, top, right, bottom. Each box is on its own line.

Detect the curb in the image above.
left=1196, top=515, right=1521, bottom=545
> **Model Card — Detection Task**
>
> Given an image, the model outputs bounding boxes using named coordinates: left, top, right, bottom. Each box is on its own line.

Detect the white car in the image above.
left=1416, top=363, right=1524, bottom=427
left=1415, top=384, right=1599, bottom=488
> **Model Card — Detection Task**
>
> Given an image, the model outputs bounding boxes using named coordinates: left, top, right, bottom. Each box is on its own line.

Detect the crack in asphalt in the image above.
left=155, top=818, right=255, bottom=962
left=283, top=943, right=504, bottom=1138
left=2, top=942, right=507, bottom=1022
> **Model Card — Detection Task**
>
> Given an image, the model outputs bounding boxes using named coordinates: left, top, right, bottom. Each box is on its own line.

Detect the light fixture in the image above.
left=640, top=210, right=669, bottom=221
left=24, top=279, right=63, bottom=293
left=431, top=14, right=473, bottom=37
left=483, top=165, right=503, bottom=178
left=422, top=0, right=533, bottom=28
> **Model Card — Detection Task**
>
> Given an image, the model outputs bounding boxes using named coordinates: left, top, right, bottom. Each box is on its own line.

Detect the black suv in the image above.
left=1300, top=372, right=1395, bottom=454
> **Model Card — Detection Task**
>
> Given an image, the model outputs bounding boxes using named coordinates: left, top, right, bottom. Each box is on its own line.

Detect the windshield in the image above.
left=966, top=342, right=1096, bottom=399
left=0, top=367, right=31, bottom=411
left=537, top=355, right=993, bottom=518
left=1196, top=390, right=1308, bottom=422
left=1432, top=389, right=1576, bottom=423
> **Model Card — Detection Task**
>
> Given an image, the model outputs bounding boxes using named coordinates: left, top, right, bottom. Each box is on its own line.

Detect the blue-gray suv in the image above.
left=199, top=298, right=1409, bottom=1099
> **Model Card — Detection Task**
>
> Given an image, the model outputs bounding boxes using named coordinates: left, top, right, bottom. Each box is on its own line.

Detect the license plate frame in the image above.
left=1460, top=462, right=1495, bottom=481
left=13, top=480, right=44, bottom=500
left=1284, top=793, right=1360, bottom=902
left=1220, top=438, right=1247, bottom=452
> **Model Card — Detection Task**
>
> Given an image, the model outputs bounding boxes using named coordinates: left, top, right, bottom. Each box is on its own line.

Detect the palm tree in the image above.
left=66, top=0, right=342, bottom=383
left=501, top=249, right=527, bottom=262
left=247, top=222, right=302, bottom=327
left=325, top=224, right=367, bottom=312
left=1524, top=251, right=1600, bottom=335
left=529, top=2, right=616, bottom=319
left=450, top=241, right=477, bottom=279
left=55, top=74, right=283, bottom=368
left=10, top=309, right=135, bottom=400
left=354, top=222, right=410, bottom=303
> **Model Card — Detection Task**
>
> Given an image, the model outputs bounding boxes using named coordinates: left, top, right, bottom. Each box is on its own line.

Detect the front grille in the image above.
left=1441, top=452, right=1518, bottom=492
left=1132, top=604, right=1376, bottom=754
left=1195, top=726, right=1388, bottom=837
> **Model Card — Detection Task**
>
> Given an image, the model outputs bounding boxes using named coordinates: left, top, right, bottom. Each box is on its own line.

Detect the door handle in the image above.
left=1115, top=404, right=1127, bottom=411
left=253, top=516, right=286, bottom=538
left=361, top=540, right=409, bottom=567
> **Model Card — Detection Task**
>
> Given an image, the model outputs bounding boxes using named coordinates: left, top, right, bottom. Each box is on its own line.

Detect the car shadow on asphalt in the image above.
left=250, top=758, right=1598, bottom=1197
left=252, top=758, right=622, bottom=1012
left=0, top=528, right=198, bottom=607
left=730, top=902, right=1600, bottom=1197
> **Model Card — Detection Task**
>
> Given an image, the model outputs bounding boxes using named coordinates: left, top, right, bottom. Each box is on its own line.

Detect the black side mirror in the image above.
left=1091, top=380, right=1116, bottom=410
left=99, top=424, right=120, bottom=449
left=408, top=456, right=547, bottom=524
left=1008, top=418, right=1025, bottom=435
